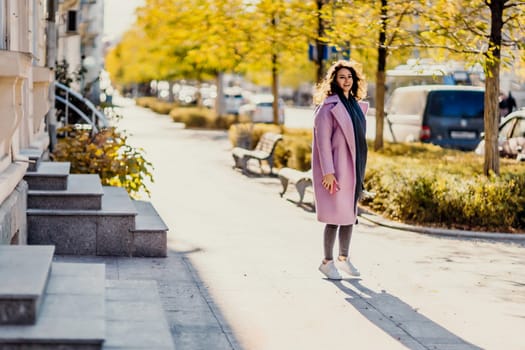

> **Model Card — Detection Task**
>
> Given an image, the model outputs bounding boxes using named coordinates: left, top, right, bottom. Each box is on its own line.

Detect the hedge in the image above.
left=362, top=144, right=525, bottom=232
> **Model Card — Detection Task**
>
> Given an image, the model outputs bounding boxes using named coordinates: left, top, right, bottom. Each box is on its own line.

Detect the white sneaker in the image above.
left=336, top=258, right=361, bottom=277
left=318, top=261, right=342, bottom=280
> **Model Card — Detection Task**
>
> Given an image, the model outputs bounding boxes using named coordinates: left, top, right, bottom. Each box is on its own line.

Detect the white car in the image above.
left=475, top=109, right=525, bottom=160
left=239, top=94, right=285, bottom=124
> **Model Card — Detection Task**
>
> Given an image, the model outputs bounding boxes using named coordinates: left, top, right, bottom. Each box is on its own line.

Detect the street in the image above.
left=111, top=99, right=525, bottom=350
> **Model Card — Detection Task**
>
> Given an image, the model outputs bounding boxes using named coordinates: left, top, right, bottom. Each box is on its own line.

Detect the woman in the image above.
left=312, top=60, right=368, bottom=280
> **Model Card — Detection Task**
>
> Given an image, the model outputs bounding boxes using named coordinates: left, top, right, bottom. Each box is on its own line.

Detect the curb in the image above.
left=357, top=207, right=525, bottom=242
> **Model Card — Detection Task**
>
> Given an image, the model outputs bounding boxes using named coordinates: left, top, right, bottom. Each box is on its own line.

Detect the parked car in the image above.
left=384, top=85, right=485, bottom=150
left=475, top=109, right=525, bottom=160
left=239, top=94, right=285, bottom=124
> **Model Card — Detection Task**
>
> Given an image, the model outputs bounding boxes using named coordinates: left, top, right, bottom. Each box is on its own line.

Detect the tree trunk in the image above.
left=271, top=11, right=280, bottom=125
left=483, top=0, right=504, bottom=176
left=168, top=81, right=175, bottom=103
left=374, top=0, right=388, bottom=151
left=315, top=0, right=326, bottom=83
left=375, top=71, right=386, bottom=151
left=484, top=72, right=500, bottom=176
left=195, top=80, right=203, bottom=108
left=272, top=52, right=280, bottom=125
left=215, top=72, right=225, bottom=117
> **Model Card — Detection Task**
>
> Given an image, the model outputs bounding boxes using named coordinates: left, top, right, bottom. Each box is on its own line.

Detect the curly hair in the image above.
left=313, top=59, right=367, bottom=105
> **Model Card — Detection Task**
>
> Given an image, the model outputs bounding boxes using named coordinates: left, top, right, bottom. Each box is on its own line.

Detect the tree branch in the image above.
left=503, top=0, right=525, bottom=10
left=388, top=43, right=483, bottom=55
left=503, top=12, right=523, bottom=25
left=386, top=3, right=414, bottom=46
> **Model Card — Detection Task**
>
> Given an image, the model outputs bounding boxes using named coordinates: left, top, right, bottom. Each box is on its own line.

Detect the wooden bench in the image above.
left=278, top=167, right=312, bottom=205
left=232, top=132, right=283, bottom=175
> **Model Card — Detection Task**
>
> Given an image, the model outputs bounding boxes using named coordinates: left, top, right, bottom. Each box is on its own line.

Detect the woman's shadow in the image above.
left=331, top=278, right=483, bottom=350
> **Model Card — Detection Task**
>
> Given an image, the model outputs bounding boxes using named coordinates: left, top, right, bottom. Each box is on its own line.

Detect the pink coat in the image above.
left=312, top=95, right=369, bottom=225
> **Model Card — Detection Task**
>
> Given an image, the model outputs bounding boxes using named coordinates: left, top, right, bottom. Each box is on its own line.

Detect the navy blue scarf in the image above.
left=336, top=91, right=368, bottom=208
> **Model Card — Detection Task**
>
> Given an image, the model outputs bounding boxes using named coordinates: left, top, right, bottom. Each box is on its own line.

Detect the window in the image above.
left=500, top=118, right=517, bottom=139
left=427, top=90, right=484, bottom=119
left=510, top=118, right=525, bottom=138
left=67, top=10, right=78, bottom=32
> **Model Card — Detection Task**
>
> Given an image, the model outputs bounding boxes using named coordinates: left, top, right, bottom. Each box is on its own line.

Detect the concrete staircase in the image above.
left=0, top=245, right=175, bottom=349
left=24, top=160, right=168, bottom=257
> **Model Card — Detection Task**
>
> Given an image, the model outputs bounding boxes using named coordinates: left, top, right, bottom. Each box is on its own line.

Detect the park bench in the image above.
left=232, top=132, right=283, bottom=175
left=278, top=167, right=313, bottom=205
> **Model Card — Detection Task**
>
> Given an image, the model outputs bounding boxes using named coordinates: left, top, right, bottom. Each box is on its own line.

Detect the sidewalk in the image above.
left=58, top=100, right=525, bottom=350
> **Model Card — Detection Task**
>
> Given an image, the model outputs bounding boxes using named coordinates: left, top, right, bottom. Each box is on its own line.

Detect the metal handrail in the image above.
left=54, top=81, right=108, bottom=133
left=55, top=94, right=94, bottom=128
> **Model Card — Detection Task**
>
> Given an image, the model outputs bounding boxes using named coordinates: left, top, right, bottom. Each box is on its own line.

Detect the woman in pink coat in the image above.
left=312, top=60, right=368, bottom=280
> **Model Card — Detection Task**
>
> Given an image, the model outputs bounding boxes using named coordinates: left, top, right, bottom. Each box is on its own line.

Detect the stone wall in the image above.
left=0, top=181, right=28, bottom=245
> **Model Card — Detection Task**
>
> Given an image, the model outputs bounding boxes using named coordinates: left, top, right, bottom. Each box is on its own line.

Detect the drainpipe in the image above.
left=45, top=0, right=58, bottom=151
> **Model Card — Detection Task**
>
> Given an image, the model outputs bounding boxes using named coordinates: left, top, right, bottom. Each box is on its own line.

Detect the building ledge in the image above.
left=0, top=162, right=28, bottom=207
left=0, top=51, right=32, bottom=78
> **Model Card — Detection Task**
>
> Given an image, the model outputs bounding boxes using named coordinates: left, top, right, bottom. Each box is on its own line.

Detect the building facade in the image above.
left=0, top=0, right=104, bottom=245
left=0, top=0, right=52, bottom=244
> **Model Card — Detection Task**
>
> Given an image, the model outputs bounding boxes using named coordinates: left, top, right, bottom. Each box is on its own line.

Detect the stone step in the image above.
left=0, top=246, right=54, bottom=325
left=131, top=200, right=169, bottom=257
left=23, top=161, right=70, bottom=190
left=103, top=279, right=175, bottom=350
left=19, top=149, right=44, bottom=172
left=28, top=174, right=104, bottom=210
left=27, top=186, right=138, bottom=256
left=0, top=262, right=105, bottom=349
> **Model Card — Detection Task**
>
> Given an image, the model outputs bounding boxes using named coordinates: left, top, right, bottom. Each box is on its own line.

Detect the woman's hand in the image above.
left=322, top=173, right=339, bottom=194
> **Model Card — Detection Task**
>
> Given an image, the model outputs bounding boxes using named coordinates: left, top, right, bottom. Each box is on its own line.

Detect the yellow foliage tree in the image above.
left=321, top=0, right=426, bottom=151
left=419, top=0, right=525, bottom=175
left=106, top=27, right=157, bottom=86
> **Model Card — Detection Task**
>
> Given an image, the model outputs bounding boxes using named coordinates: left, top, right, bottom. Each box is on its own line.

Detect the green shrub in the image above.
left=228, top=123, right=283, bottom=148
left=276, top=133, right=312, bottom=171
left=215, top=114, right=252, bottom=130
left=51, top=125, right=154, bottom=199
left=362, top=145, right=525, bottom=232
left=135, top=97, right=177, bottom=115
left=135, top=97, right=158, bottom=108
left=150, top=101, right=177, bottom=115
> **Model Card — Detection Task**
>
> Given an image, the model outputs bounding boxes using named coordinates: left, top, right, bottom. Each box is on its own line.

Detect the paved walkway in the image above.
left=58, top=100, right=525, bottom=350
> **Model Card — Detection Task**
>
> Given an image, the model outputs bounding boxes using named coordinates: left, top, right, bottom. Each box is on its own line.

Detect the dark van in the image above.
left=384, top=85, right=485, bottom=150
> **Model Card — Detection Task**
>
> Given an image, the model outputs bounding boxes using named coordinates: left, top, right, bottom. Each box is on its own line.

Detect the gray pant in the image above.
left=323, top=224, right=353, bottom=261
